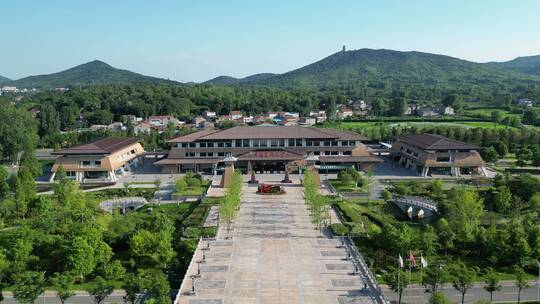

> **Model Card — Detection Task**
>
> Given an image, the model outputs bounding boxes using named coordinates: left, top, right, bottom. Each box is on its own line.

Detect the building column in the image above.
left=76, top=172, right=84, bottom=182
left=422, top=166, right=429, bottom=177
left=49, top=172, right=56, bottom=182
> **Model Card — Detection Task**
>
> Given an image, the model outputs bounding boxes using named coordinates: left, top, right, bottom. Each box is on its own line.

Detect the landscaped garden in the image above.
left=0, top=161, right=218, bottom=304
left=173, top=172, right=211, bottom=197
left=327, top=175, right=540, bottom=295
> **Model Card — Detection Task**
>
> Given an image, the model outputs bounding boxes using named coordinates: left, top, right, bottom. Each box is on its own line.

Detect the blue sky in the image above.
left=1, top=0, right=540, bottom=82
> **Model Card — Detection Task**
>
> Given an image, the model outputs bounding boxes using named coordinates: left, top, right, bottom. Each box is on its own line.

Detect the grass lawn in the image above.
left=325, top=120, right=520, bottom=131
left=329, top=179, right=367, bottom=193
left=174, top=179, right=211, bottom=196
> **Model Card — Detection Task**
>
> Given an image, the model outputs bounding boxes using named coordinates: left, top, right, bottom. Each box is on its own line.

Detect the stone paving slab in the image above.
left=177, top=181, right=377, bottom=304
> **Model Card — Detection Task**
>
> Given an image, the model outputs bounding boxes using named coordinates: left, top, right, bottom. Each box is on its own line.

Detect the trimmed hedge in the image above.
left=329, top=223, right=351, bottom=236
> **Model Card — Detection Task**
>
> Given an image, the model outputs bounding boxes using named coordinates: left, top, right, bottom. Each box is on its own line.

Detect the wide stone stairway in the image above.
left=176, top=179, right=380, bottom=304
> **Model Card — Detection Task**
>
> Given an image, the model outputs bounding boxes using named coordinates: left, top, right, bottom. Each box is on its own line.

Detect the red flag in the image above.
left=409, top=251, right=417, bottom=268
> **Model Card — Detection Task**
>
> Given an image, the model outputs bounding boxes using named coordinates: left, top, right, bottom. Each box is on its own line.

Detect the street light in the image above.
left=536, top=259, right=540, bottom=302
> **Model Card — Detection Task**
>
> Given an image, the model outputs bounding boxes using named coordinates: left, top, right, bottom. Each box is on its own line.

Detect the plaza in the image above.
left=176, top=176, right=381, bottom=304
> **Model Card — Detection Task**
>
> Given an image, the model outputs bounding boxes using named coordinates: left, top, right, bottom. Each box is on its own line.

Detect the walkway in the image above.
left=176, top=177, right=380, bottom=304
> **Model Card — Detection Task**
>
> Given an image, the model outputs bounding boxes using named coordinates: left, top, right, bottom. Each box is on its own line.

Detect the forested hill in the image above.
left=244, top=48, right=539, bottom=89
left=0, top=75, right=11, bottom=84
left=489, top=55, right=540, bottom=76
left=204, top=73, right=277, bottom=85
left=10, top=60, right=179, bottom=88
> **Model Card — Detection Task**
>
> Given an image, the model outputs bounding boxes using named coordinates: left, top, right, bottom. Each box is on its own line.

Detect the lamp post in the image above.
left=536, top=259, right=540, bottom=302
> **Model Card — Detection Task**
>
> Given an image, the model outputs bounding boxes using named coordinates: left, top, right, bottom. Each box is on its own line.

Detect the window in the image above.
left=80, top=161, right=91, bottom=167
left=207, top=152, right=214, bottom=157
left=181, top=143, right=188, bottom=148
left=306, top=141, right=313, bottom=147
left=94, top=160, right=101, bottom=166
left=253, top=140, right=260, bottom=148
left=235, top=139, right=242, bottom=147
left=224, top=141, right=232, bottom=148
left=243, top=139, right=250, bottom=147
left=279, top=139, right=285, bottom=147
left=341, top=141, right=349, bottom=146
left=131, top=149, right=136, bottom=154
left=189, top=143, right=196, bottom=148
left=188, top=153, right=196, bottom=157
left=324, top=141, right=331, bottom=147
left=331, top=141, right=338, bottom=146
left=313, top=151, right=320, bottom=155
left=271, top=139, right=279, bottom=147
left=436, top=157, right=450, bottom=162
left=217, top=142, right=224, bottom=148
left=349, top=141, right=356, bottom=146
left=324, top=151, right=331, bottom=155
left=200, top=142, right=207, bottom=148
left=331, top=151, right=339, bottom=155
left=200, top=152, right=207, bottom=157
left=313, top=141, right=320, bottom=147
left=288, top=139, right=295, bottom=147
left=343, top=151, right=352, bottom=155
left=296, top=139, right=303, bottom=146
left=218, top=152, right=225, bottom=157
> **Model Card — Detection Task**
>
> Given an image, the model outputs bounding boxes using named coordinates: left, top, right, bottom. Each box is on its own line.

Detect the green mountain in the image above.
left=11, top=60, right=178, bottom=88
left=204, top=73, right=277, bottom=85
left=0, top=75, right=11, bottom=85
left=489, top=55, right=540, bottom=76
left=246, top=48, right=538, bottom=89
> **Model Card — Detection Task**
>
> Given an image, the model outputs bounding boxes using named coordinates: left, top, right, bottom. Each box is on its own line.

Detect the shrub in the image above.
left=329, top=223, right=351, bottom=236
left=176, top=178, right=188, bottom=192
left=186, top=177, right=201, bottom=188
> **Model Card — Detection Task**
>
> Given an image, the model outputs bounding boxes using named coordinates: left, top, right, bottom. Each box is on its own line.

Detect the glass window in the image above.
left=218, top=152, right=225, bottom=157
left=436, top=157, right=450, bottom=162
left=343, top=151, right=352, bottom=155
left=314, top=151, right=320, bottom=155
left=288, top=139, right=295, bottom=147
left=313, top=141, right=320, bottom=147
left=331, top=141, right=338, bottom=146
left=217, top=142, right=224, bottom=148
left=253, top=140, right=260, bottom=147
left=324, top=141, right=331, bottom=146
left=296, top=139, right=303, bottom=146
left=200, top=152, right=207, bottom=157
left=331, top=151, right=339, bottom=155
left=207, top=152, right=214, bottom=157
left=279, top=139, right=285, bottom=147
left=94, top=160, right=101, bottom=166
left=243, top=139, right=250, bottom=147
left=189, top=143, right=196, bottom=148
left=341, top=141, right=349, bottom=146
left=349, top=141, right=356, bottom=146
left=271, top=139, right=279, bottom=147
left=307, top=141, right=313, bottom=147
left=225, top=141, right=232, bottom=147
left=235, top=139, right=242, bottom=147
left=199, top=142, right=207, bottom=148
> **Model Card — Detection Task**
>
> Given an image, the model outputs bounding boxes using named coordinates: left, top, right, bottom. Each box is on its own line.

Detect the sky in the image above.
left=1, top=0, right=540, bottom=82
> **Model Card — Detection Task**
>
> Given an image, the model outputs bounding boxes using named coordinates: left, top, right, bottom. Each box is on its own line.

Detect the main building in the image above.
left=155, top=126, right=382, bottom=174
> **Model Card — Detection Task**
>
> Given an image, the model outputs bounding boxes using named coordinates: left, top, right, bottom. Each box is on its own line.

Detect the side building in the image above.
left=390, top=134, right=486, bottom=177
left=155, top=126, right=382, bottom=174
left=50, top=137, right=145, bottom=182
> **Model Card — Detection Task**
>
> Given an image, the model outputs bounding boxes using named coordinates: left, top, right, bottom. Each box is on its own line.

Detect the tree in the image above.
left=141, top=270, right=171, bottom=304
left=423, top=264, right=447, bottom=294
left=122, top=273, right=143, bottom=304
left=514, top=265, right=530, bottom=304
left=0, top=166, right=9, bottom=200
left=37, top=104, right=61, bottom=137
left=384, top=267, right=407, bottom=304
left=88, top=276, right=114, bottom=304
left=492, top=186, right=512, bottom=213
left=51, top=272, right=75, bottom=304
left=129, top=229, right=175, bottom=269
left=338, top=170, right=352, bottom=186
left=491, top=110, right=502, bottom=125
left=13, top=271, right=46, bottom=304
left=483, top=268, right=501, bottom=302
left=446, top=188, right=484, bottom=242
left=449, top=261, right=475, bottom=304
left=428, top=291, right=452, bottom=304
left=481, top=146, right=499, bottom=163
left=154, top=179, right=162, bottom=205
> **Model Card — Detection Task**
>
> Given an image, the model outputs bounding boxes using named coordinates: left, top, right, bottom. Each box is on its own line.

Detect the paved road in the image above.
left=177, top=176, right=381, bottom=304
left=382, top=281, right=540, bottom=303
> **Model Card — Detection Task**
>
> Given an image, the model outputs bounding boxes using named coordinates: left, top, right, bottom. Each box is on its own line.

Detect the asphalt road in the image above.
left=382, top=281, right=540, bottom=303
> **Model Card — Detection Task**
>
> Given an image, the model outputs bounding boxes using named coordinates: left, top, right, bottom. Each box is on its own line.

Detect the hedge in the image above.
left=329, top=223, right=351, bottom=236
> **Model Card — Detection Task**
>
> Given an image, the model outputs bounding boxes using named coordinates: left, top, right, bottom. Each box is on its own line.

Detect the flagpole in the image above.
left=420, top=254, right=423, bottom=288
left=397, top=260, right=400, bottom=303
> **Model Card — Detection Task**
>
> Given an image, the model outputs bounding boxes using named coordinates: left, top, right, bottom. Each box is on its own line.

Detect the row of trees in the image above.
left=303, top=170, right=330, bottom=233
left=386, top=262, right=532, bottom=304
left=219, top=170, right=243, bottom=238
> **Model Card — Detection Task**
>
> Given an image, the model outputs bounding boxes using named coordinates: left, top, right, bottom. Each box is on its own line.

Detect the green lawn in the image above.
left=173, top=179, right=211, bottom=196
left=329, top=179, right=367, bottom=193
left=325, top=120, right=520, bottom=131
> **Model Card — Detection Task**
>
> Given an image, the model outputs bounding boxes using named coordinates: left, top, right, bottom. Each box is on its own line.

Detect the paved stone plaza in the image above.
left=176, top=177, right=380, bottom=304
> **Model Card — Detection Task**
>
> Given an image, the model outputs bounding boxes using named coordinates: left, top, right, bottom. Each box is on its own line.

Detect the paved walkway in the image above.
left=176, top=178, right=379, bottom=304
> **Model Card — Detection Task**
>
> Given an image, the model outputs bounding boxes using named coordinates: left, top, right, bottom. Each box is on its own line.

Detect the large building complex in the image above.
left=390, top=134, right=486, bottom=177
left=155, top=126, right=382, bottom=173
left=50, top=137, right=144, bottom=182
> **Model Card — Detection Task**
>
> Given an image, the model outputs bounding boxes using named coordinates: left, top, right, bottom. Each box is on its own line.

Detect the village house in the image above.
left=517, top=98, right=534, bottom=107
left=337, top=107, right=354, bottom=119
left=229, top=111, right=243, bottom=120
left=203, top=110, right=217, bottom=119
